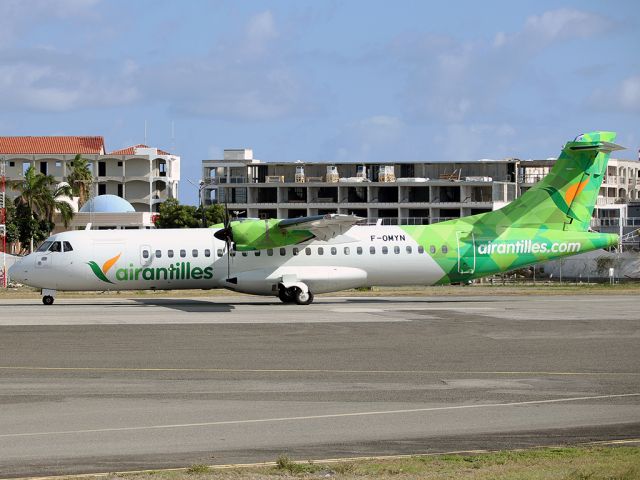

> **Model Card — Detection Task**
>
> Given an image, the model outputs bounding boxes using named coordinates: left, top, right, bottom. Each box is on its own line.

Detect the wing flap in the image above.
left=280, top=214, right=362, bottom=241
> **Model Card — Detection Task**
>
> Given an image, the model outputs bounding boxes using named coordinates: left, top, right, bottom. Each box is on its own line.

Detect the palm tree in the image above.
left=66, top=154, right=94, bottom=209
left=12, top=166, right=74, bottom=251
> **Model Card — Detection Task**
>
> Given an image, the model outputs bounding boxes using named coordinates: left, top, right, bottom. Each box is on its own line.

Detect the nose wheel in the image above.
left=41, top=289, right=57, bottom=305
left=42, top=295, right=55, bottom=305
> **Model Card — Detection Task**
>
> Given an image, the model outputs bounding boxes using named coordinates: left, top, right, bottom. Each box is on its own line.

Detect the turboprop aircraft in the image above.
left=9, top=131, right=623, bottom=305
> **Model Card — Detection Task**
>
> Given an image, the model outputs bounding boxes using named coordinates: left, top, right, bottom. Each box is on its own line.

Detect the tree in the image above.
left=197, top=203, right=225, bottom=226
left=12, top=166, right=74, bottom=251
left=154, top=198, right=200, bottom=229
left=66, top=154, right=93, bottom=209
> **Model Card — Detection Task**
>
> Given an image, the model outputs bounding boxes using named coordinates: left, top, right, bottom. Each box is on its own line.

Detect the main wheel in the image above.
left=278, top=288, right=296, bottom=303
left=42, top=295, right=54, bottom=305
left=294, top=289, right=314, bottom=305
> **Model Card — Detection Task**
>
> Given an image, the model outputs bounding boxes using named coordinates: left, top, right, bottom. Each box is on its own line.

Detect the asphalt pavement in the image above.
left=0, top=294, right=638, bottom=477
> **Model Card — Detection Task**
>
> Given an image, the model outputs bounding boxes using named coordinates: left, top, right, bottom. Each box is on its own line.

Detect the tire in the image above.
left=294, top=289, right=314, bottom=305
left=278, top=288, right=296, bottom=303
left=42, top=295, right=54, bottom=306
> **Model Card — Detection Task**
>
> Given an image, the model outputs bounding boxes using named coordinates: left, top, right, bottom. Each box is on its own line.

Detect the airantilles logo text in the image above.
left=88, top=253, right=213, bottom=283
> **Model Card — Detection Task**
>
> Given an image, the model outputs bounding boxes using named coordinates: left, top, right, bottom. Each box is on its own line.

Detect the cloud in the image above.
left=0, top=49, right=138, bottom=112
left=393, top=8, right=615, bottom=123
left=589, top=74, right=640, bottom=113
left=137, top=10, right=315, bottom=121
left=328, top=115, right=406, bottom=161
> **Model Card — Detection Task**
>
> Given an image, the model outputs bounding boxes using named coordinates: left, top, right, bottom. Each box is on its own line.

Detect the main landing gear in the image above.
left=41, top=289, right=57, bottom=305
left=278, top=284, right=314, bottom=305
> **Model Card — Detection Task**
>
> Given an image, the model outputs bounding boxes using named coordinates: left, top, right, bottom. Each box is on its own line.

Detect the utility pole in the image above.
left=0, top=157, right=6, bottom=288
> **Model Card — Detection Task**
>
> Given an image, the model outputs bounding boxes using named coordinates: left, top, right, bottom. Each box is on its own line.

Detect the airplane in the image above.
left=9, top=131, right=623, bottom=305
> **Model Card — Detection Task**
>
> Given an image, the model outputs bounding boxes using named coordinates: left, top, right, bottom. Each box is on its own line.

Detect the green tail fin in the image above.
left=480, top=131, right=623, bottom=231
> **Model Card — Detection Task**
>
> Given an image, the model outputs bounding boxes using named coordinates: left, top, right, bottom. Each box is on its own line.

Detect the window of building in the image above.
left=280, top=248, right=286, bottom=256
left=204, top=249, right=211, bottom=257
left=168, top=250, right=174, bottom=258
left=370, top=246, right=376, bottom=254
left=192, top=249, right=198, bottom=257
left=267, top=249, right=274, bottom=256
left=180, top=249, right=186, bottom=258
left=357, top=246, right=363, bottom=255
left=406, top=246, right=412, bottom=254
left=63, top=241, right=73, bottom=252
left=394, top=246, right=400, bottom=254
left=117, top=161, right=123, bottom=167
left=117, top=184, right=123, bottom=198
left=344, top=247, right=350, bottom=255
left=382, top=246, right=388, bottom=254
left=155, top=250, right=162, bottom=258
left=55, top=161, right=62, bottom=168
left=317, top=247, right=324, bottom=255
left=293, top=247, right=299, bottom=256
left=98, top=161, right=106, bottom=177
left=9, top=161, right=15, bottom=167
left=441, top=245, right=448, bottom=254
left=98, top=184, right=106, bottom=195
left=305, top=247, right=312, bottom=255
left=429, top=245, right=435, bottom=254
left=142, top=249, right=150, bottom=259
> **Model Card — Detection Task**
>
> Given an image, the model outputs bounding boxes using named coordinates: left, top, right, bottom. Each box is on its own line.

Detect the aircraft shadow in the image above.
left=131, top=298, right=236, bottom=313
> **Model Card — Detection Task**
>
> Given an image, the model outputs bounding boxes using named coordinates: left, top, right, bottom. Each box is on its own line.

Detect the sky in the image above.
left=1, top=0, right=639, bottom=205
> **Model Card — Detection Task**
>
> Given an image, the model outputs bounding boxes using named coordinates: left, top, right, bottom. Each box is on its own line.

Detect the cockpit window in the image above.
left=48, top=241, right=62, bottom=252
left=63, top=241, right=73, bottom=252
left=36, top=241, right=53, bottom=252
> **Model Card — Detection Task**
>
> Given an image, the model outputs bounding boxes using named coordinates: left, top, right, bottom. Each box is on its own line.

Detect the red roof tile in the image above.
left=0, top=136, right=105, bottom=154
left=109, top=144, right=172, bottom=156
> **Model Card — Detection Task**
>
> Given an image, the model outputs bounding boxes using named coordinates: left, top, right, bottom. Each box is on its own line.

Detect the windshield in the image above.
left=36, top=241, right=53, bottom=252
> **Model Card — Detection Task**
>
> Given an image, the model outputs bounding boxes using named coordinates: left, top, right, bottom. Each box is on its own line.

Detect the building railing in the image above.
left=357, top=217, right=456, bottom=226
left=591, top=217, right=640, bottom=227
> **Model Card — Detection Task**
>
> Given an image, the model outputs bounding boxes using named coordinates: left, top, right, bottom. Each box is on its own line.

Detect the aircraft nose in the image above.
left=8, top=257, right=27, bottom=283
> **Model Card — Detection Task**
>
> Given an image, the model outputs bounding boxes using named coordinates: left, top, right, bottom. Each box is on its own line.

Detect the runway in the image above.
left=0, top=294, right=639, bottom=477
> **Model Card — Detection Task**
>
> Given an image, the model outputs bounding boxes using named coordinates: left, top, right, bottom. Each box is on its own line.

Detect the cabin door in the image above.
left=456, top=231, right=476, bottom=274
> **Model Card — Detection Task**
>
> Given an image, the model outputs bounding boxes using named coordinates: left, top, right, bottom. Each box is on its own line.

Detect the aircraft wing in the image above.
left=279, top=214, right=363, bottom=241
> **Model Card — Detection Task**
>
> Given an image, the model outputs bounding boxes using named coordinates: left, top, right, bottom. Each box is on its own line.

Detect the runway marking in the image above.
left=1, top=366, right=638, bottom=376
left=0, top=393, right=638, bottom=439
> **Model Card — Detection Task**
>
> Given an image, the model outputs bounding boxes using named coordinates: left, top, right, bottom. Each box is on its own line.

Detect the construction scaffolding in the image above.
left=0, top=157, right=6, bottom=287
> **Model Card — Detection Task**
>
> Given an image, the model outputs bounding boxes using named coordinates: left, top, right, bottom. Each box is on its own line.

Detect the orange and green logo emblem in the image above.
left=87, top=253, right=121, bottom=284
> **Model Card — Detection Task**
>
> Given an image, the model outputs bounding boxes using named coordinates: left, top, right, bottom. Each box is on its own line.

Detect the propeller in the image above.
left=213, top=200, right=234, bottom=279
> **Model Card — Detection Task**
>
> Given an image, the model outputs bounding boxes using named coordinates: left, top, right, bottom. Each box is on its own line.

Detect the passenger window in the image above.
left=318, top=247, right=324, bottom=255
left=280, top=248, right=286, bottom=256
left=242, top=252, right=248, bottom=257
left=305, top=247, right=311, bottom=255
left=63, top=241, right=73, bottom=252
left=370, top=246, right=375, bottom=254
left=382, top=246, right=388, bottom=254
left=442, top=245, right=448, bottom=254
left=155, top=250, right=162, bottom=258
left=394, top=246, right=400, bottom=254
left=357, top=246, right=363, bottom=255
left=419, top=245, right=425, bottom=254
left=192, top=249, right=198, bottom=257
left=267, top=249, right=274, bottom=256
left=180, top=249, right=186, bottom=258
left=168, top=250, right=174, bottom=258
left=204, top=249, right=211, bottom=257
left=293, top=247, right=299, bottom=256
left=254, top=251, right=261, bottom=256
left=344, top=247, right=350, bottom=255
left=49, top=241, right=62, bottom=252
left=331, top=247, right=337, bottom=255
left=429, top=245, right=435, bottom=254
left=406, top=246, right=412, bottom=254
left=142, top=249, right=150, bottom=259
left=217, top=249, right=223, bottom=257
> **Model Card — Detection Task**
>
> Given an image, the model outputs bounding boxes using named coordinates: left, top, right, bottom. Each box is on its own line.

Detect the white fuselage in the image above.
left=10, top=227, right=445, bottom=295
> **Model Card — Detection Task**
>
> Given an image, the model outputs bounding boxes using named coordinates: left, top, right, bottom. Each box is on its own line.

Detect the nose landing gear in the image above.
left=41, top=289, right=57, bottom=305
